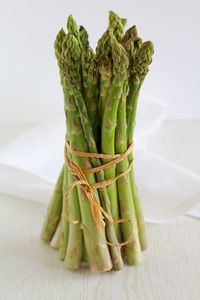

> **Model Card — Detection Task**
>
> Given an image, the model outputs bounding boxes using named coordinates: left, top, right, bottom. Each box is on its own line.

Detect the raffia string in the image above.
left=64, top=141, right=134, bottom=247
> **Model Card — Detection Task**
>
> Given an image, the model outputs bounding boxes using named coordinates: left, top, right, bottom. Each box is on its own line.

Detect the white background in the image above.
left=1, top=2, right=200, bottom=298
left=0, top=0, right=200, bottom=124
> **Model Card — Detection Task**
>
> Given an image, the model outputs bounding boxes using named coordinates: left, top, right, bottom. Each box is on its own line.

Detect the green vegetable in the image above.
left=97, top=13, right=128, bottom=243
left=50, top=220, right=61, bottom=249
left=41, top=11, right=154, bottom=273
left=64, top=148, right=83, bottom=269
left=115, top=80, right=142, bottom=265
left=80, top=26, right=99, bottom=146
left=58, top=163, right=69, bottom=259
left=101, top=38, right=129, bottom=243
left=127, top=41, right=154, bottom=250
left=40, top=166, right=64, bottom=241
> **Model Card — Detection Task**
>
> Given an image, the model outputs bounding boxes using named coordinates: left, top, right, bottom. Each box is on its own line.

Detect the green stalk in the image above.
left=127, top=41, right=154, bottom=250
left=81, top=31, right=99, bottom=145
left=122, top=27, right=142, bottom=127
left=50, top=220, right=61, bottom=249
left=58, top=164, right=69, bottom=259
left=98, top=57, right=112, bottom=119
left=116, top=83, right=142, bottom=265
left=96, top=11, right=126, bottom=120
left=101, top=81, right=122, bottom=240
left=40, top=28, right=67, bottom=249
left=101, top=40, right=128, bottom=242
left=96, top=18, right=124, bottom=228
left=53, top=28, right=70, bottom=259
left=127, top=82, right=147, bottom=250
left=127, top=79, right=141, bottom=140
left=64, top=152, right=83, bottom=269
left=63, top=88, right=83, bottom=269
left=123, top=34, right=143, bottom=248
left=82, top=241, right=88, bottom=263
left=96, top=31, right=113, bottom=121
left=40, top=166, right=64, bottom=241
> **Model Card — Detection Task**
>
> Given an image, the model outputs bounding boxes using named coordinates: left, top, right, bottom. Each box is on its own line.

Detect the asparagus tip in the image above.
left=112, top=39, right=129, bottom=74
left=108, top=11, right=127, bottom=40
left=132, top=40, right=154, bottom=80
left=67, top=14, right=80, bottom=40
left=79, top=25, right=89, bottom=48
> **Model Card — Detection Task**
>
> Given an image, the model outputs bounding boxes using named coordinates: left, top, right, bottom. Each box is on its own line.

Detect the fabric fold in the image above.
left=0, top=96, right=199, bottom=222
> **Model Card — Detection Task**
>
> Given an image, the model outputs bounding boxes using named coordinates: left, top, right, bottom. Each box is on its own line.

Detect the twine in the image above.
left=64, top=141, right=134, bottom=247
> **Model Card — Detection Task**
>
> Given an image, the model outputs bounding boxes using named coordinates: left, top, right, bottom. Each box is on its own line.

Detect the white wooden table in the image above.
left=0, top=121, right=200, bottom=300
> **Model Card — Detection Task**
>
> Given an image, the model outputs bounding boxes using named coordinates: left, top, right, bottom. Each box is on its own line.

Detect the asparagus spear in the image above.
left=96, top=11, right=126, bottom=119
left=122, top=26, right=142, bottom=126
left=96, top=12, right=127, bottom=241
left=56, top=29, right=112, bottom=273
left=127, top=41, right=154, bottom=250
left=64, top=149, right=83, bottom=269
left=80, top=26, right=100, bottom=146
left=96, top=32, right=113, bottom=119
left=40, top=166, right=64, bottom=241
left=54, top=28, right=81, bottom=263
left=122, top=28, right=146, bottom=250
left=54, top=29, right=84, bottom=267
left=50, top=220, right=61, bottom=249
left=58, top=163, right=69, bottom=259
left=101, top=35, right=129, bottom=242
left=40, top=29, right=67, bottom=245
left=62, top=17, right=124, bottom=270
left=53, top=31, right=70, bottom=260
left=115, top=80, right=142, bottom=265
left=122, top=25, right=138, bottom=44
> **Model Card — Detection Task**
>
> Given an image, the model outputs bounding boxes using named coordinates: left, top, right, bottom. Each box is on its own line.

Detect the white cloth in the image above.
left=0, top=96, right=200, bottom=222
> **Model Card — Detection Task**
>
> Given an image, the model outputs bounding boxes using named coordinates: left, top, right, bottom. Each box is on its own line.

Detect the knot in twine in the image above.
left=65, top=158, right=106, bottom=229
left=64, top=141, right=134, bottom=246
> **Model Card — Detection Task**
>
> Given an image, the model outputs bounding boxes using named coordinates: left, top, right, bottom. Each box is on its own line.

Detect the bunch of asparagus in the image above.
left=41, top=11, right=154, bottom=273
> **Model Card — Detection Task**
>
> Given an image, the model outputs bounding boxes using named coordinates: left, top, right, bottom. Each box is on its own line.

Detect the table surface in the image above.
left=0, top=121, right=200, bottom=300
